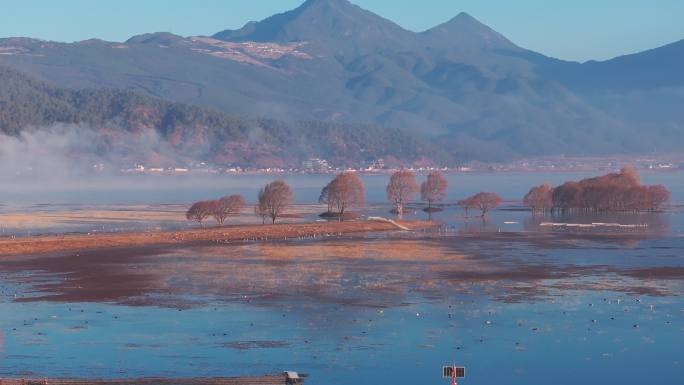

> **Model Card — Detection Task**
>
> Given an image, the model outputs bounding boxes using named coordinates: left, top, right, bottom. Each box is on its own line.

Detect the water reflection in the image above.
left=523, top=211, right=670, bottom=233
left=1, top=234, right=682, bottom=310
left=0, top=232, right=683, bottom=384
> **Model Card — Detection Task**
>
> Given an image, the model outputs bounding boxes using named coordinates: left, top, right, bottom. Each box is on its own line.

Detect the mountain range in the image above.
left=1, top=0, right=683, bottom=164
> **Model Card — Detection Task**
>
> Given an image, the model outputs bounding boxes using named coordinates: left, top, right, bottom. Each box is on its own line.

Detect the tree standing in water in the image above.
left=457, top=196, right=476, bottom=217
left=460, top=192, right=502, bottom=217
left=421, top=171, right=448, bottom=212
left=386, top=170, right=419, bottom=215
left=523, top=183, right=553, bottom=213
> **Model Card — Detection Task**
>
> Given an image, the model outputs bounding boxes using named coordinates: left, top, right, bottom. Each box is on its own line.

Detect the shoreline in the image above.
left=0, top=375, right=298, bottom=385
left=0, top=219, right=437, bottom=257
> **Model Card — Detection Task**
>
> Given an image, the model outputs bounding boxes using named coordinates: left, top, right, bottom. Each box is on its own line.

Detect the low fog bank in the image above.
left=0, top=126, right=227, bottom=205
left=0, top=124, right=182, bottom=178
left=1, top=126, right=683, bottom=207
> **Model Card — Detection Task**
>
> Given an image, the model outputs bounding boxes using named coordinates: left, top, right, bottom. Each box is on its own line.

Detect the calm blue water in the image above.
left=1, top=171, right=683, bottom=205
left=0, top=171, right=683, bottom=384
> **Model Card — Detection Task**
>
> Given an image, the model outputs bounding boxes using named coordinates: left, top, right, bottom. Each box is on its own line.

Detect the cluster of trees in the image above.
left=186, top=195, right=246, bottom=226
left=385, top=170, right=452, bottom=214
left=187, top=180, right=295, bottom=226
left=186, top=170, right=512, bottom=227
left=317, top=170, right=454, bottom=219
left=384, top=170, right=501, bottom=217
left=523, top=168, right=671, bottom=213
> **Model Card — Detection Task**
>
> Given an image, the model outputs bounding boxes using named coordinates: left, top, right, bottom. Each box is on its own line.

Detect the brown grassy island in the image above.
left=0, top=219, right=436, bottom=257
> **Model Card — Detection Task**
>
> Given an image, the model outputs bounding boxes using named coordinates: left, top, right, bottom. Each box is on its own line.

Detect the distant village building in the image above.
left=302, top=158, right=330, bottom=172
left=360, top=158, right=385, bottom=171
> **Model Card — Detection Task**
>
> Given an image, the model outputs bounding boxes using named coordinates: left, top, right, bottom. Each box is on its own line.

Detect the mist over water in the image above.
left=0, top=124, right=192, bottom=194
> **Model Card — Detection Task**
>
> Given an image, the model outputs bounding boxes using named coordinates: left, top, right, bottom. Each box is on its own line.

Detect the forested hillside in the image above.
left=0, top=66, right=451, bottom=167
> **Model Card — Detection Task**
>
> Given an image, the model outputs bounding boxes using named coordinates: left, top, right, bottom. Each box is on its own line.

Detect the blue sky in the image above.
left=1, top=0, right=683, bottom=62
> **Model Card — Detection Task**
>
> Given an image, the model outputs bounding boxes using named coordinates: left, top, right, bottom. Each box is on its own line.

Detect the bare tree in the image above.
left=320, top=172, right=365, bottom=220
left=211, top=195, right=246, bottom=225
left=523, top=183, right=553, bottom=213
left=386, top=170, right=419, bottom=215
left=460, top=192, right=502, bottom=217
left=186, top=201, right=213, bottom=226
left=257, top=180, right=294, bottom=224
left=420, top=171, right=448, bottom=211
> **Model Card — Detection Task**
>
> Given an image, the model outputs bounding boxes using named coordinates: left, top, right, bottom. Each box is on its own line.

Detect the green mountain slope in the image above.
left=0, top=66, right=451, bottom=167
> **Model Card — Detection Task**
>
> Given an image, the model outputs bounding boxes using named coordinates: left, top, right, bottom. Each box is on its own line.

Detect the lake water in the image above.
left=0, top=171, right=683, bottom=385
left=1, top=171, right=683, bottom=205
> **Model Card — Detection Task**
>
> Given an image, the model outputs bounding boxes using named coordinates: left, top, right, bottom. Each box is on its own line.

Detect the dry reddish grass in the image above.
left=0, top=220, right=437, bottom=257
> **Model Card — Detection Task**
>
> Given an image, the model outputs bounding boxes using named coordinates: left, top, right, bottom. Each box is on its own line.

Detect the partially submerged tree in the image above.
left=647, top=185, right=671, bottom=212
left=457, top=196, right=477, bottom=217
left=320, top=172, right=365, bottom=220
left=257, top=180, right=294, bottom=224
left=552, top=181, right=583, bottom=213
left=460, top=192, right=502, bottom=217
left=523, top=183, right=554, bottom=213
left=543, top=168, right=669, bottom=213
left=211, top=195, right=246, bottom=225
left=474, top=192, right=503, bottom=217
left=386, top=170, right=419, bottom=215
left=420, top=171, right=448, bottom=212
left=186, top=200, right=213, bottom=226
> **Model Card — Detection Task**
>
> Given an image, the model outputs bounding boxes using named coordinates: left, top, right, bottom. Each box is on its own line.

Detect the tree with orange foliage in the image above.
left=256, top=180, right=294, bottom=224
left=457, top=196, right=477, bottom=217
left=552, top=181, right=583, bottom=213
left=386, top=170, right=419, bottom=215
left=472, top=192, right=503, bottom=217
left=211, top=195, right=246, bottom=225
left=320, top=172, right=365, bottom=220
left=421, top=171, right=449, bottom=212
left=523, top=183, right=554, bottom=213
left=544, top=168, right=670, bottom=213
left=647, top=185, right=671, bottom=212
left=186, top=200, right=213, bottom=226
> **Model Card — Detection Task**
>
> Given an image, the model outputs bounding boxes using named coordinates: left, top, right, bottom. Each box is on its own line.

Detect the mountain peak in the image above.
left=212, top=0, right=414, bottom=52
left=422, top=12, right=518, bottom=50
left=300, top=0, right=352, bottom=7
left=450, top=12, right=478, bottom=22
left=126, top=32, right=186, bottom=45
